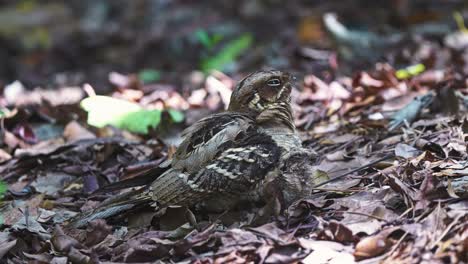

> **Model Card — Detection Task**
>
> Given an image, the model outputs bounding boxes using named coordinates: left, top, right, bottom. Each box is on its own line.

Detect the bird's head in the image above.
left=228, top=70, right=294, bottom=115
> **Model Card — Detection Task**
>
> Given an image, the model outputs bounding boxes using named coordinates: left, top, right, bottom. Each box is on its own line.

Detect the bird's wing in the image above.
left=93, top=112, right=253, bottom=194
left=150, top=132, right=282, bottom=207
left=172, top=112, right=255, bottom=172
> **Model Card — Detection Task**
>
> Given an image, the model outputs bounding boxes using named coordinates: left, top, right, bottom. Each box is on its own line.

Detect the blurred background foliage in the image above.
left=0, top=0, right=466, bottom=93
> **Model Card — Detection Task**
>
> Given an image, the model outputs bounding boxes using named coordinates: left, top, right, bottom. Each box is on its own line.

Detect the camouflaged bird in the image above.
left=153, top=70, right=319, bottom=212
left=96, top=70, right=294, bottom=192
left=149, top=70, right=309, bottom=210
left=69, top=70, right=318, bottom=227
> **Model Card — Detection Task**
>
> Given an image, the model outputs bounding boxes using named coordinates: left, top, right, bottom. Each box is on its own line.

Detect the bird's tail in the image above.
left=66, top=188, right=153, bottom=228
left=68, top=169, right=207, bottom=228
left=149, top=170, right=207, bottom=207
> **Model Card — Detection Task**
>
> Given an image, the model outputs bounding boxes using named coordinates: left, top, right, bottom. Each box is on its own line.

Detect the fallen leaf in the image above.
left=354, top=227, right=401, bottom=260
left=63, top=121, right=96, bottom=142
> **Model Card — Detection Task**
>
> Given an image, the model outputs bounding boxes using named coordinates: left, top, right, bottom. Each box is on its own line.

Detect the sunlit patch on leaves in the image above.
left=81, top=95, right=140, bottom=126
left=395, top=64, right=425, bottom=79
left=453, top=11, right=468, bottom=33
left=80, top=95, right=184, bottom=134
left=313, top=170, right=330, bottom=185
left=201, top=34, right=253, bottom=72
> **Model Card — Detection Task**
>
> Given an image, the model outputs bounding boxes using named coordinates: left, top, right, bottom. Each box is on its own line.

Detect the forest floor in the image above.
left=0, top=1, right=467, bottom=263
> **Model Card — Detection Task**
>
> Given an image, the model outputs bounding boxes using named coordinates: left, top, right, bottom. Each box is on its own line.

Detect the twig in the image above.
left=398, top=206, right=414, bottom=219
left=309, top=187, right=362, bottom=193
left=430, top=214, right=463, bottom=250
left=337, top=210, right=388, bottom=222
left=386, top=231, right=409, bottom=258
left=311, top=154, right=394, bottom=189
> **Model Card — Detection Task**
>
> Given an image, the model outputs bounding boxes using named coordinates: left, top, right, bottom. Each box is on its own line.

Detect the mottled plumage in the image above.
left=69, top=70, right=300, bottom=227
left=95, top=70, right=291, bottom=193
left=172, top=112, right=254, bottom=171
left=149, top=131, right=282, bottom=207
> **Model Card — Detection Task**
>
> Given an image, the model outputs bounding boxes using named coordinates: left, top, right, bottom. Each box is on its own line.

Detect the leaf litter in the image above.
left=0, top=1, right=467, bottom=263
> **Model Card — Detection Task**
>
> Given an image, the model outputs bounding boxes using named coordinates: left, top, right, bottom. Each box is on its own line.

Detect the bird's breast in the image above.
left=263, top=130, right=302, bottom=152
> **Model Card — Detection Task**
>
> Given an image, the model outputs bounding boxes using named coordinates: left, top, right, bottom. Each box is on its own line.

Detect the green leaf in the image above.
left=120, top=109, right=162, bottom=134
left=80, top=96, right=177, bottom=134
left=201, top=34, right=253, bottom=72
left=396, top=64, right=425, bottom=80
left=194, top=29, right=224, bottom=50
left=81, top=95, right=141, bottom=128
left=195, top=29, right=213, bottom=49
left=0, top=181, right=7, bottom=197
left=167, top=109, right=184, bottom=123
left=211, top=33, right=223, bottom=46
left=138, top=69, right=161, bottom=83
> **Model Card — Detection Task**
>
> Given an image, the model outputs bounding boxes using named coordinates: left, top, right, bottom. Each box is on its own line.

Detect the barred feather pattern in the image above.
left=149, top=132, right=282, bottom=208
left=67, top=70, right=303, bottom=227
left=173, top=112, right=254, bottom=172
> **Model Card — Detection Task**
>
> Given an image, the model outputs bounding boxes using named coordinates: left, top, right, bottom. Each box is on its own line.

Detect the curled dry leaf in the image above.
left=318, top=221, right=358, bottom=244
left=354, top=227, right=402, bottom=260
left=51, top=225, right=83, bottom=253
left=0, top=148, right=12, bottom=162
left=63, top=121, right=96, bottom=142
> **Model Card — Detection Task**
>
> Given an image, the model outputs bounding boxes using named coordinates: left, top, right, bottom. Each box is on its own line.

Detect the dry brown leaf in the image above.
left=354, top=227, right=401, bottom=260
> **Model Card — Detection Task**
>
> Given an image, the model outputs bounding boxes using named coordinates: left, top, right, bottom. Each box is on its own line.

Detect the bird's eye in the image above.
left=267, top=78, right=281, bottom=87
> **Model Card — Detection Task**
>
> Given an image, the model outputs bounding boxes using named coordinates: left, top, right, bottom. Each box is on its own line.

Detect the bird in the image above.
left=69, top=70, right=317, bottom=227
left=154, top=70, right=318, bottom=214
left=94, top=70, right=292, bottom=192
